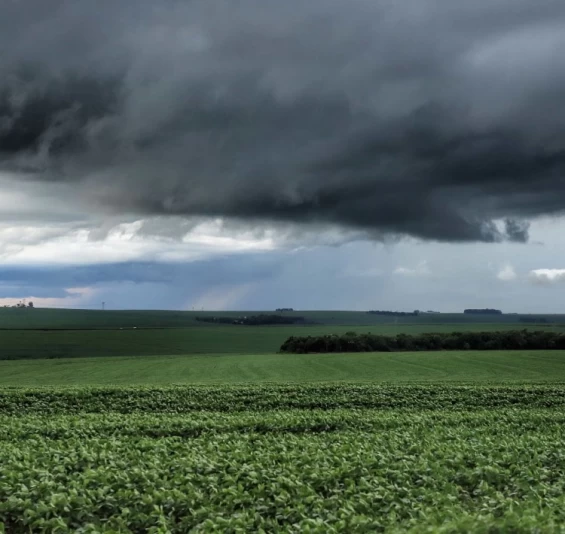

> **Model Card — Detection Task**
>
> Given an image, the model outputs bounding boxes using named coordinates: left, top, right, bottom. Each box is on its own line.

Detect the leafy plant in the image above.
left=1, top=384, right=565, bottom=532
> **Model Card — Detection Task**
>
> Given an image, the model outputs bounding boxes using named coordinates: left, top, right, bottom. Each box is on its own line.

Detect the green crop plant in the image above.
left=1, top=384, right=565, bottom=532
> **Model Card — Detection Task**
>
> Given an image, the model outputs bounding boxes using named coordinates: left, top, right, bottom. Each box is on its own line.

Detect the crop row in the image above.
left=2, top=384, right=565, bottom=532
left=2, top=407, right=565, bottom=532
left=1, top=383, right=565, bottom=414
left=1, top=408, right=565, bottom=441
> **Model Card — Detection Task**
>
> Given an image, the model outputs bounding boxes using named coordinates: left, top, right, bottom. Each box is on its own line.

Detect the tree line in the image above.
left=463, top=309, right=502, bottom=315
left=197, top=314, right=307, bottom=326
left=366, top=310, right=420, bottom=317
left=519, top=317, right=549, bottom=324
left=280, top=330, right=565, bottom=353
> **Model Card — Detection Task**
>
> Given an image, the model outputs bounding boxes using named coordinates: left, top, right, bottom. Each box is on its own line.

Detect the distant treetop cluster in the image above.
left=3, top=301, right=34, bottom=308
left=463, top=309, right=502, bottom=315
left=280, top=330, right=565, bottom=353
left=197, top=314, right=305, bottom=326
left=366, top=310, right=420, bottom=317
left=519, top=317, right=548, bottom=324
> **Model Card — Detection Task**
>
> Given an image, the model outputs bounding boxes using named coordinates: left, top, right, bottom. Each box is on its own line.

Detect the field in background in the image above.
left=3, top=323, right=565, bottom=360
left=1, top=307, right=565, bottom=385
left=2, top=350, right=565, bottom=386
left=1, top=307, right=564, bottom=329
left=1, top=308, right=565, bottom=360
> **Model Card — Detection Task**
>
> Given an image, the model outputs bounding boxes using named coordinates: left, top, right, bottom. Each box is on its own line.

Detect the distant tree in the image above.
left=366, top=310, right=419, bottom=317
left=463, top=308, right=502, bottom=315
left=196, top=314, right=307, bottom=325
left=520, top=316, right=548, bottom=324
left=280, top=329, right=565, bottom=353
left=28, top=301, right=34, bottom=308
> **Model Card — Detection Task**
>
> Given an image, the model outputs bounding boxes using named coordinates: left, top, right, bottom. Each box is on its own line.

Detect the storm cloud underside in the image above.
left=2, top=0, right=565, bottom=242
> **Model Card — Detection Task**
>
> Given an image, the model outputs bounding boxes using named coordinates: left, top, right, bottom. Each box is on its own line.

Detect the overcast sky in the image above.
left=1, top=0, right=565, bottom=311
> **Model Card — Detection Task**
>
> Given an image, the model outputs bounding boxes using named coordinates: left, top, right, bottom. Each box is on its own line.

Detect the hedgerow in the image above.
left=280, top=329, right=565, bottom=353
left=1, top=383, right=565, bottom=414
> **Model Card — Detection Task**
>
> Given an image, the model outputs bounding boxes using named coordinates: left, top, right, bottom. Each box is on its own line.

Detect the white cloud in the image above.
left=497, top=264, right=517, bottom=281
left=393, top=260, right=430, bottom=277
left=0, top=218, right=277, bottom=266
left=528, top=268, right=565, bottom=285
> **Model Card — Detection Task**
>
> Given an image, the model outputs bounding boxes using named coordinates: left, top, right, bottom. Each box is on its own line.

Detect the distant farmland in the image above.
left=0, top=323, right=565, bottom=360
left=0, top=307, right=564, bottom=329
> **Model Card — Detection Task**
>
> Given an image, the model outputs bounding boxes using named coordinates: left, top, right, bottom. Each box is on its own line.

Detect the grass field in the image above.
left=1, top=307, right=563, bottom=361
left=2, top=350, right=565, bottom=386
left=1, top=307, right=564, bottom=329
left=2, top=323, right=565, bottom=360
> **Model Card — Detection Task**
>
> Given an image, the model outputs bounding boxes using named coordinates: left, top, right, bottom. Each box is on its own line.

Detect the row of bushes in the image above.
left=280, top=330, right=565, bottom=353
left=463, top=308, right=502, bottom=315
left=366, top=310, right=419, bottom=317
left=197, top=314, right=307, bottom=326
left=520, top=317, right=549, bottom=324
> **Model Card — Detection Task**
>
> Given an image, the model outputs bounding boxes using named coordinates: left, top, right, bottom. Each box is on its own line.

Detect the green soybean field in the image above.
left=2, top=384, right=565, bottom=532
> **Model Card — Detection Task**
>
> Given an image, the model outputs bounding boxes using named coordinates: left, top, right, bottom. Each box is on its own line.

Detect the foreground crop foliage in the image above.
left=1, top=384, right=565, bottom=532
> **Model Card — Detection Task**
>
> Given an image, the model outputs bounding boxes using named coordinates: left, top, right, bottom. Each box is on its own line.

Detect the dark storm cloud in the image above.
left=504, top=219, right=530, bottom=243
left=1, top=0, right=565, bottom=242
